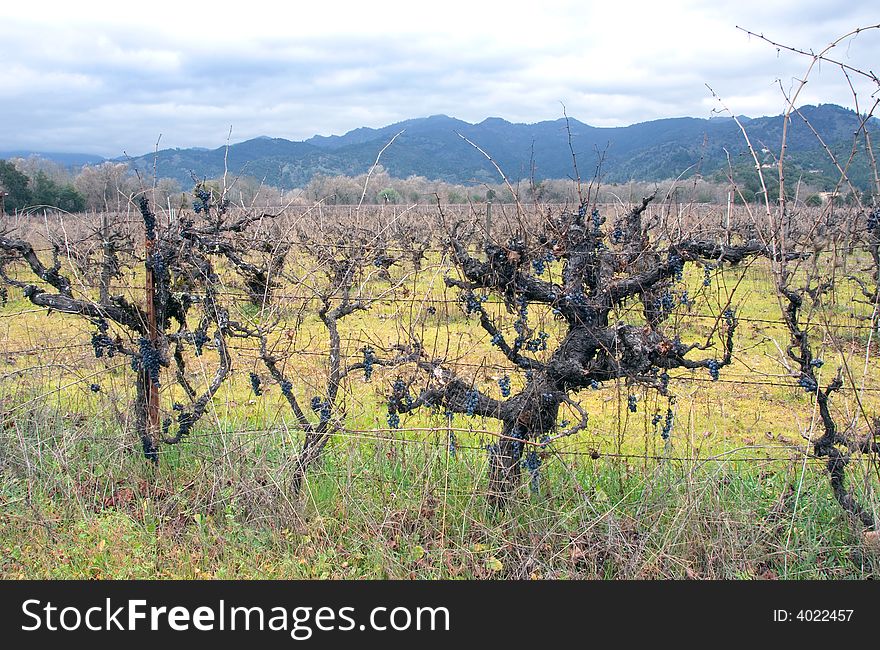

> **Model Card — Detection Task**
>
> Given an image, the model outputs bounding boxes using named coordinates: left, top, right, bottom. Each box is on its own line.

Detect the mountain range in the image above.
left=5, top=104, right=878, bottom=190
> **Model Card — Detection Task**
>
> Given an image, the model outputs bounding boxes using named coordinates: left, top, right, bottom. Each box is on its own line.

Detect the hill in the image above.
left=110, top=104, right=880, bottom=190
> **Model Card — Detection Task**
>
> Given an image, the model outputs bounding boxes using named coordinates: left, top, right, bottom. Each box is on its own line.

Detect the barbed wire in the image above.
left=5, top=338, right=880, bottom=395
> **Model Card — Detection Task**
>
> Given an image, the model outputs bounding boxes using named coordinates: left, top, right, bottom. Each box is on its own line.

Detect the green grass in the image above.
left=1, top=410, right=877, bottom=579
left=1, top=249, right=879, bottom=579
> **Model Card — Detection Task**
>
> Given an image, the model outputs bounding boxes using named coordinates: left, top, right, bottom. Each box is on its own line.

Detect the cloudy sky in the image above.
left=1, top=0, right=878, bottom=157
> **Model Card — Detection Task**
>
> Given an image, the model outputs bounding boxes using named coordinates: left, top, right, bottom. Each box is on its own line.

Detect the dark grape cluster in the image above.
left=590, top=379, right=600, bottom=390
left=387, top=409, right=400, bottom=429
left=628, top=394, right=638, bottom=412
left=611, top=224, right=624, bottom=243
left=389, top=377, right=414, bottom=411
left=512, top=295, right=530, bottom=347
left=138, top=337, right=161, bottom=386
left=448, top=430, right=457, bottom=457
left=670, top=254, right=684, bottom=282
left=139, top=196, right=157, bottom=241
left=362, top=346, right=375, bottom=381
left=193, top=183, right=211, bottom=214
left=89, top=383, right=101, bottom=393
left=490, top=332, right=503, bottom=347
left=91, top=319, right=116, bottom=358
left=525, top=331, right=549, bottom=352
left=577, top=203, right=587, bottom=218
left=707, top=359, right=720, bottom=381
left=656, top=290, right=674, bottom=315
left=531, top=257, right=546, bottom=275
left=510, top=428, right=525, bottom=458
left=249, top=372, right=262, bottom=397
left=798, top=375, right=818, bottom=392
left=661, top=408, right=674, bottom=439
left=280, top=379, right=293, bottom=396
left=373, top=253, right=396, bottom=269
left=464, top=389, right=479, bottom=416
left=0, top=286, right=7, bottom=307
left=148, top=252, right=166, bottom=277
left=659, top=371, right=669, bottom=392
left=809, top=358, right=824, bottom=368
left=426, top=306, right=437, bottom=315
left=462, top=291, right=488, bottom=315
left=522, top=449, right=542, bottom=494
left=310, top=396, right=331, bottom=422
left=679, top=290, right=690, bottom=307
left=703, top=263, right=714, bottom=287
left=498, top=375, right=511, bottom=398
left=723, top=308, right=736, bottom=327
left=531, top=251, right=555, bottom=275
left=591, top=208, right=602, bottom=233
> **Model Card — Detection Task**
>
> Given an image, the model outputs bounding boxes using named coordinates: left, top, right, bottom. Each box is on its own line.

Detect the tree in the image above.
left=249, top=220, right=410, bottom=492
left=382, top=196, right=771, bottom=506
left=0, top=160, right=32, bottom=214
left=30, top=170, right=86, bottom=212
left=0, top=185, right=277, bottom=460
left=377, top=187, right=402, bottom=204
left=73, top=162, right=138, bottom=212
left=728, top=23, right=880, bottom=533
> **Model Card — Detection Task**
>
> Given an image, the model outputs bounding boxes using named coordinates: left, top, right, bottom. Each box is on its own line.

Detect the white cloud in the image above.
left=1, top=0, right=878, bottom=156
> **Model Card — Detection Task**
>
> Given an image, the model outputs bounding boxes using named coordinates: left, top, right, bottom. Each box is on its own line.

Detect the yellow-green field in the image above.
left=1, top=228, right=879, bottom=579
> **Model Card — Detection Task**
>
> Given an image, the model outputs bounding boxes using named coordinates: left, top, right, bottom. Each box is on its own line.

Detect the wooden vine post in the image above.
left=144, top=205, right=161, bottom=454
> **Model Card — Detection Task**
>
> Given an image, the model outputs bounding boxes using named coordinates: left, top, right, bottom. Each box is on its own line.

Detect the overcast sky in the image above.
left=1, top=0, right=878, bottom=157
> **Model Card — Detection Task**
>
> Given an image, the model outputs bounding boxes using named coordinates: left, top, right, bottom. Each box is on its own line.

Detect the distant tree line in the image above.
left=1, top=155, right=845, bottom=216
left=0, top=160, right=86, bottom=214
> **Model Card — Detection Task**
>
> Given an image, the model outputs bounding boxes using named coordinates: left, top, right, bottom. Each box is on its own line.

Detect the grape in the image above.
left=498, top=375, right=511, bottom=398
left=531, top=257, right=546, bottom=275
left=723, top=308, right=736, bottom=327
left=464, top=389, right=479, bottom=416
left=670, top=255, right=684, bottom=282
left=249, top=372, right=262, bottom=397
left=703, top=263, right=714, bottom=287
left=138, top=337, right=161, bottom=387
left=799, top=375, right=818, bottom=392
left=310, top=396, right=331, bottom=421
left=661, top=408, right=674, bottom=439
left=525, top=331, right=549, bottom=352
left=362, top=346, right=375, bottom=381
left=707, top=359, right=720, bottom=381
left=523, top=449, right=542, bottom=494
